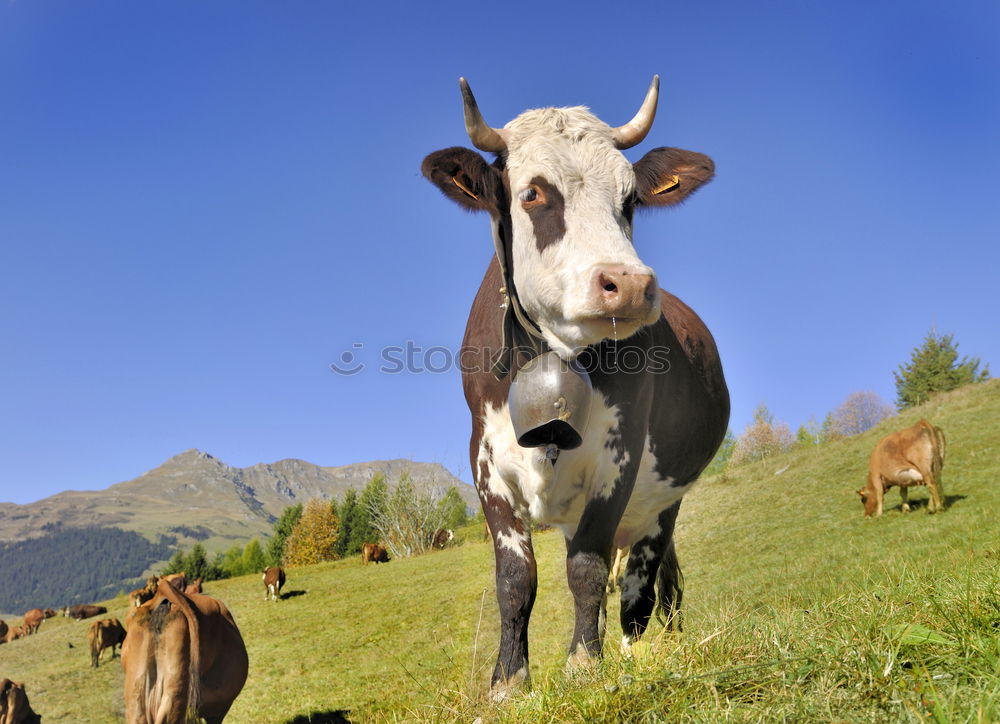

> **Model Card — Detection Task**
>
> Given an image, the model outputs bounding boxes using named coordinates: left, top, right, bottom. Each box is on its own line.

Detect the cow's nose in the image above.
left=593, top=265, right=657, bottom=318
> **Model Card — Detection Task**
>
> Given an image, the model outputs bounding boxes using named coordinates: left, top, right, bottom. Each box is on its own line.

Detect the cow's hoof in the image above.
left=901, top=503, right=910, bottom=513
left=489, top=667, right=529, bottom=702
left=565, top=643, right=599, bottom=674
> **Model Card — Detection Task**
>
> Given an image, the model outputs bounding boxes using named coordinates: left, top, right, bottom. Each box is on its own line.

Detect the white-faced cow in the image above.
left=422, top=77, right=729, bottom=698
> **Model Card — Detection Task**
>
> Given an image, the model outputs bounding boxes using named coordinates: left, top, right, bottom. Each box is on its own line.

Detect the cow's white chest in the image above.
left=477, top=393, right=693, bottom=545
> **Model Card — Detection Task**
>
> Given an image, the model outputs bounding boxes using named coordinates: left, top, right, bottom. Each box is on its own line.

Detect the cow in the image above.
left=22, top=609, right=44, bottom=635
left=261, top=566, right=285, bottom=602
left=361, top=543, right=389, bottom=565
left=858, top=419, right=946, bottom=518
left=185, top=577, right=204, bottom=595
left=129, top=576, right=160, bottom=608
left=606, top=547, right=629, bottom=593
left=0, top=620, right=7, bottom=643
left=88, top=617, right=126, bottom=667
left=42, top=608, right=57, bottom=619
left=122, top=579, right=248, bottom=724
left=5, top=625, right=25, bottom=643
left=0, top=679, right=42, bottom=723
left=63, top=604, right=108, bottom=620
left=161, top=572, right=187, bottom=590
left=421, top=76, right=729, bottom=698
left=432, top=528, right=454, bottom=549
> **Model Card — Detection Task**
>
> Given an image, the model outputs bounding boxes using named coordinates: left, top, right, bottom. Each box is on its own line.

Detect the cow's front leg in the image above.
left=483, top=494, right=537, bottom=700
left=899, top=486, right=910, bottom=513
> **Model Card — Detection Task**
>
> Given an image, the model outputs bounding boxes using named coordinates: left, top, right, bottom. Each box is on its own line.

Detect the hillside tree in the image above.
left=827, top=390, right=894, bottom=437
left=730, top=404, right=794, bottom=466
left=266, top=502, right=303, bottom=567
left=240, top=538, right=267, bottom=574
left=702, top=428, right=736, bottom=476
left=366, top=473, right=454, bottom=558
left=283, top=498, right=340, bottom=566
left=894, top=331, right=989, bottom=409
left=436, top=486, right=471, bottom=530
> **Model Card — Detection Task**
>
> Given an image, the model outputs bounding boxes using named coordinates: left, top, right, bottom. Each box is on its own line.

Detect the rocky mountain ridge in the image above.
left=0, top=450, right=476, bottom=551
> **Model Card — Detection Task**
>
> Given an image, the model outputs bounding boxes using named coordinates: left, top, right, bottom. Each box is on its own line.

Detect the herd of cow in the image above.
left=0, top=530, right=457, bottom=722
left=1, top=76, right=955, bottom=720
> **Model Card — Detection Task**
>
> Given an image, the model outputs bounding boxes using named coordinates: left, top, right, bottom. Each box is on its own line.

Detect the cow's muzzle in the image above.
left=592, top=265, right=657, bottom=320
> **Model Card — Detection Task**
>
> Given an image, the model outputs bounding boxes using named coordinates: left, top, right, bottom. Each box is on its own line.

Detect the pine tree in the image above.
left=436, top=487, right=470, bottom=530
left=240, top=539, right=267, bottom=574
left=266, top=503, right=303, bottom=567
left=894, top=331, right=989, bottom=408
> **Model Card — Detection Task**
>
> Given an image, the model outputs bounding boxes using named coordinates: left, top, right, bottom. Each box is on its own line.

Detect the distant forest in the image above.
left=0, top=527, right=174, bottom=613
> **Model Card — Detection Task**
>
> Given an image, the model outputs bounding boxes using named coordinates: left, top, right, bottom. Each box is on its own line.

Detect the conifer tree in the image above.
left=894, top=331, right=989, bottom=408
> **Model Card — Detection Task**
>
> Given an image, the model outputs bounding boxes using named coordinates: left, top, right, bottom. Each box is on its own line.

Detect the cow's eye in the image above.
left=519, top=187, right=538, bottom=203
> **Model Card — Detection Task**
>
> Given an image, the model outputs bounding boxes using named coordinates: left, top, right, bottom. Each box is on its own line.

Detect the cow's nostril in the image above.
left=603, top=282, right=618, bottom=293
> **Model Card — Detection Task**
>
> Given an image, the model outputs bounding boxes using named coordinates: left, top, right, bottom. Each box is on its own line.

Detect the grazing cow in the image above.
left=859, top=419, right=946, bottom=518
left=63, top=604, right=108, bottom=621
left=88, top=617, right=126, bottom=667
left=185, top=577, right=204, bottom=595
left=129, top=576, right=160, bottom=608
left=262, top=567, right=285, bottom=602
left=360, top=543, right=389, bottom=565
left=606, top=547, right=629, bottom=593
left=0, top=679, right=42, bottom=724
left=432, top=528, right=454, bottom=549
left=422, top=77, right=729, bottom=697
left=22, top=609, right=44, bottom=635
left=122, top=579, right=248, bottom=724
left=5, top=625, right=25, bottom=643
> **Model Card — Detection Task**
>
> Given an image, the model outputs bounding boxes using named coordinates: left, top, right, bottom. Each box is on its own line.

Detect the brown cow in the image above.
left=129, top=576, right=160, bottom=608
left=22, top=609, right=44, bottom=635
left=185, top=577, right=204, bottom=595
left=432, top=528, right=454, bottom=549
left=0, top=679, right=42, bottom=723
left=63, top=604, right=108, bottom=620
left=122, top=579, right=248, bottom=724
left=859, top=419, right=946, bottom=518
left=88, top=617, right=126, bottom=667
left=361, top=543, right=389, bottom=565
left=0, top=620, right=7, bottom=643
left=262, top=567, right=285, bottom=602
left=161, top=572, right=187, bottom=590
left=5, top=625, right=25, bottom=643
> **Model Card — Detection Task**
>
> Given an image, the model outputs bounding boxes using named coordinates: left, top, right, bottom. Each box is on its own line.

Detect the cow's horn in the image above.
left=460, top=78, right=509, bottom=153
left=611, top=75, right=659, bottom=149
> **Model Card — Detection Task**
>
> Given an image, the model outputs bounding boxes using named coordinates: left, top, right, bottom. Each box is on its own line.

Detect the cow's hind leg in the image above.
left=620, top=500, right=683, bottom=647
left=899, top=486, right=910, bottom=513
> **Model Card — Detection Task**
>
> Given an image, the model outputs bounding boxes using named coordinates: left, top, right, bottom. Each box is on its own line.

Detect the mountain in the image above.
left=0, top=450, right=477, bottom=553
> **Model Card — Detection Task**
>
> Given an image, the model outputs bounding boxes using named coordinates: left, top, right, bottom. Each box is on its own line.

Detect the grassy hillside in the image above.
left=2, top=381, right=997, bottom=722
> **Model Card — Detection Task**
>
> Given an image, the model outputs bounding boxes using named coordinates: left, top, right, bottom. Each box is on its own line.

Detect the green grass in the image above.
left=2, top=381, right=998, bottom=722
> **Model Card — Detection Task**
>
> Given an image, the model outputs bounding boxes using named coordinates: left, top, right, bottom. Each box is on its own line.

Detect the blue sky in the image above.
left=2, top=1, right=997, bottom=505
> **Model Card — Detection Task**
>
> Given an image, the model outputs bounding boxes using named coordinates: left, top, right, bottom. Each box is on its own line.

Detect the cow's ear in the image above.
left=633, top=147, right=715, bottom=207
left=422, top=147, right=504, bottom=215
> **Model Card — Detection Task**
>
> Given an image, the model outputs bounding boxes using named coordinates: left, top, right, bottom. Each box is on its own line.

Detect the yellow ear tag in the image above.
left=452, top=176, right=479, bottom=200
left=652, top=175, right=681, bottom=195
